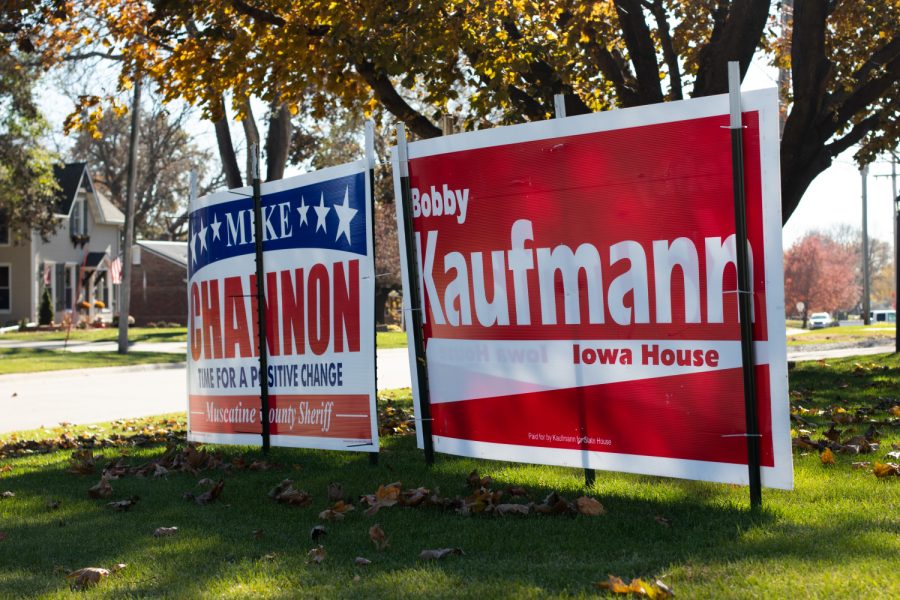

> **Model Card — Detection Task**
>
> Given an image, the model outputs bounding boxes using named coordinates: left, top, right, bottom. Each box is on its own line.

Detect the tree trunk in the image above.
left=213, top=95, right=243, bottom=189
left=241, top=97, right=260, bottom=181
left=265, top=102, right=292, bottom=182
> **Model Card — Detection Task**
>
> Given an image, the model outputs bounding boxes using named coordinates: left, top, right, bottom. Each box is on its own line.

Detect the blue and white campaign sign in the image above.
left=186, top=159, right=378, bottom=452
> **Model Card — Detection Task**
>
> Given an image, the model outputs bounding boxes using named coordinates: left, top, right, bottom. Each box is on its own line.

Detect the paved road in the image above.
left=2, top=338, right=897, bottom=435
left=0, top=348, right=412, bottom=434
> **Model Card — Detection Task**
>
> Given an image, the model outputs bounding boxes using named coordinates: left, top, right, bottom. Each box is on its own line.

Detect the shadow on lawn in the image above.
left=0, top=437, right=883, bottom=597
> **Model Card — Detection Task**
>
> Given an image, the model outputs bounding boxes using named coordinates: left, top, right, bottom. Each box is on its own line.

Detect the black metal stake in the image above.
left=396, top=124, right=435, bottom=465
left=250, top=144, right=271, bottom=453
left=367, top=122, right=379, bottom=466
left=728, top=62, right=761, bottom=509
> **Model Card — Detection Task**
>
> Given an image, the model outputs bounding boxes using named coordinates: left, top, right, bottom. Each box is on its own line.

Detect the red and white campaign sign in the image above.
left=393, top=89, right=792, bottom=489
left=187, top=159, right=378, bottom=452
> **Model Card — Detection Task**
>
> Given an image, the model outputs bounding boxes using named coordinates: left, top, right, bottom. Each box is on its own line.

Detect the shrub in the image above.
left=38, top=287, right=54, bottom=326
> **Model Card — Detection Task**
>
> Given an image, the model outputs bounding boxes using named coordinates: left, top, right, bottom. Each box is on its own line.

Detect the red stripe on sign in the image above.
left=430, top=366, right=774, bottom=467
left=189, top=394, right=372, bottom=439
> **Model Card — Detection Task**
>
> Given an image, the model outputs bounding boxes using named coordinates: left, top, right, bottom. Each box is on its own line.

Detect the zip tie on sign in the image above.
left=720, top=433, right=763, bottom=438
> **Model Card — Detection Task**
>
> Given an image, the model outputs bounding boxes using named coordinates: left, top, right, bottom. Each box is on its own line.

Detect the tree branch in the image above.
left=645, top=0, right=682, bottom=100
left=212, top=94, right=243, bottom=188
left=692, top=0, right=771, bottom=97
left=613, top=0, right=663, bottom=103
left=825, top=114, right=882, bottom=158
left=354, top=60, right=440, bottom=139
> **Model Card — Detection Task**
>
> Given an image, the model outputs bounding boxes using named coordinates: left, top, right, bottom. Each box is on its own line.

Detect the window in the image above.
left=0, top=264, right=10, bottom=312
left=0, top=209, right=9, bottom=246
left=70, top=197, right=88, bottom=238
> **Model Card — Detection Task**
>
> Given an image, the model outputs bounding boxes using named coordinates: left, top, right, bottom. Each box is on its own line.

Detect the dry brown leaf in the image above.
left=851, top=462, right=871, bottom=470
left=595, top=575, right=673, bottom=598
left=153, top=526, right=178, bottom=537
left=890, top=405, right=900, bottom=417
left=873, top=462, right=900, bottom=478
left=0, top=465, right=12, bottom=473
left=1, top=491, right=15, bottom=499
left=327, top=482, right=343, bottom=502
left=363, top=483, right=401, bottom=516
left=253, top=529, right=265, bottom=539
left=575, top=496, right=606, bottom=516
left=194, top=480, right=224, bottom=505
left=493, top=503, right=530, bottom=516
left=354, top=556, right=371, bottom=566
left=654, top=515, right=672, bottom=527
left=820, top=447, right=836, bottom=465
left=107, top=496, right=140, bottom=512
left=275, top=486, right=311, bottom=507
left=68, top=450, right=95, bottom=475
left=88, top=477, right=112, bottom=499
left=310, top=525, right=327, bottom=542
left=66, top=567, right=109, bottom=591
left=197, top=478, right=215, bottom=487
left=307, top=545, right=327, bottom=564
left=319, top=500, right=355, bottom=521
left=466, top=469, right=492, bottom=489
left=419, top=547, right=464, bottom=561
left=369, top=524, right=388, bottom=550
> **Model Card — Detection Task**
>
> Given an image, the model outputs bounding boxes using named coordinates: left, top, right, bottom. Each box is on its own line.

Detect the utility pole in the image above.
left=118, top=77, right=141, bottom=354
left=862, top=165, right=871, bottom=325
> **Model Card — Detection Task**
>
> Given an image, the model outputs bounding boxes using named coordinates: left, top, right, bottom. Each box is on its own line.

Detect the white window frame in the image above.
left=0, top=263, right=11, bottom=313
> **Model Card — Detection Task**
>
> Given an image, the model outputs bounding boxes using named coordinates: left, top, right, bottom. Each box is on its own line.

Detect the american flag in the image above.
left=109, top=256, right=122, bottom=284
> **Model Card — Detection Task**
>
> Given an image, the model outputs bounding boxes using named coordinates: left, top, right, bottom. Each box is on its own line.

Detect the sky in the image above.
left=37, top=56, right=899, bottom=253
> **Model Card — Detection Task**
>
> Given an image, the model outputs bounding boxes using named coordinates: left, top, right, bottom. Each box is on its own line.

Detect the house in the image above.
left=129, top=240, right=187, bottom=326
left=0, top=163, right=124, bottom=326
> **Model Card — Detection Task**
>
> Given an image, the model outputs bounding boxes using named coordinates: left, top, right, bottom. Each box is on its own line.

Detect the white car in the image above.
left=808, top=312, right=832, bottom=329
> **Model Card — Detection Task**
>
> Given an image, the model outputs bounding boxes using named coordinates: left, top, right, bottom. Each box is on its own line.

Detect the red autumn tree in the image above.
left=784, top=232, right=859, bottom=327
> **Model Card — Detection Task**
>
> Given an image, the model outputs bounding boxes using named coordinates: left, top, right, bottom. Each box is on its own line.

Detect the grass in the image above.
left=787, top=324, right=896, bottom=346
left=1, top=356, right=899, bottom=598
left=0, top=349, right=185, bottom=375
left=0, top=330, right=410, bottom=375
left=0, top=327, right=188, bottom=343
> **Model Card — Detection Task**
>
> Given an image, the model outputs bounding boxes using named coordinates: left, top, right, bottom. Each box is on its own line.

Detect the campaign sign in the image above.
left=187, top=160, right=378, bottom=452
left=393, top=89, right=792, bottom=488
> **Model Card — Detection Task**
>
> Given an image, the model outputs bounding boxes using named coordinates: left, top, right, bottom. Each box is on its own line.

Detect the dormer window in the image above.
left=70, top=196, right=89, bottom=245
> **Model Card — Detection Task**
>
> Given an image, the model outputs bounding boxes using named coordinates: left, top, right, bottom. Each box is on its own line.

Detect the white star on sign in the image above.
left=334, top=187, right=357, bottom=244
left=210, top=213, right=222, bottom=241
left=314, top=192, right=330, bottom=233
left=191, top=231, right=197, bottom=264
left=198, top=219, right=209, bottom=252
left=297, top=196, right=309, bottom=227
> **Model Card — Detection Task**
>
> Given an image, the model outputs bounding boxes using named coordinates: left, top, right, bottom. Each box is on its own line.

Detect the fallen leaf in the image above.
left=274, top=486, right=311, bottom=507
left=319, top=500, right=355, bottom=521
left=68, top=450, right=96, bottom=475
left=310, top=525, right=327, bottom=542
left=354, top=556, right=371, bottom=566
left=505, top=486, right=529, bottom=497
left=873, top=462, right=900, bottom=478
left=261, top=552, right=278, bottom=561
left=107, top=496, right=140, bottom=512
left=1, top=491, right=14, bottom=499
left=466, top=469, right=492, bottom=489
left=0, top=465, right=12, bottom=473
left=492, top=503, right=530, bottom=516
left=369, top=524, right=388, bottom=550
left=820, top=447, right=836, bottom=465
left=654, top=515, right=672, bottom=527
left=197, top=478, right=215, bottom=487
left=110, top=563, right=127, bottom=573
left=66, top=567, right=109, bottom=591
left=575, top=496, right=606, bottom=516
left=153, top=526, right=178, bottom=537
left=327, top=482, right=344, bottom=502
left=307, top=545, right=327, bottom=564
left=419, top=547, right=464, bottom=561
left=890, top=405, right=900, bottom=417
left=88, top=477, right=113, bottom=499
left=194, top=480, right=224, bottom=505
left=885, top=450, right=900, bottom=461
left=363, top=483, right=401, bottom=516
left=595, top=575, right=673, bottom=598
left=252, top=529, right=265, bottom=539
left=851, top=462, right=871, bottom=470
left=46, top=498, right=61, bottom=510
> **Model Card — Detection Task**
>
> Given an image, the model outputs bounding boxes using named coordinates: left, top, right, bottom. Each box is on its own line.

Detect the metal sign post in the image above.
left=396, top=123, right=436, bottom=466
left=554, top=93, right=596, bottom=490
left=365, top=120, right=380, bottom=466
left=728, top=62, right=762, bottom=509
left=250, top=143, right=271, bottom=453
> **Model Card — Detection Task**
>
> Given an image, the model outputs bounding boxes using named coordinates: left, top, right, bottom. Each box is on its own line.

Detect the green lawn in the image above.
left=0, top=327, right=187, bottom=343
left=787, top=324, right=896, bottom=346
left=1, top=356, right=899, bottom=598
left=0, top=348, right=185, bottom=375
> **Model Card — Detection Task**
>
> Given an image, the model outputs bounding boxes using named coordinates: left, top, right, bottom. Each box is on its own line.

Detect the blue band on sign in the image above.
left=188, top=171, right=367, bottom=277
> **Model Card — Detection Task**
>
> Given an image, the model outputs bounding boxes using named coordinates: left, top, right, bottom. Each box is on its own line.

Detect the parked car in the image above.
left=808, top=312, right=833, bottom=329
left=869, top=309, right=896, bottom=323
